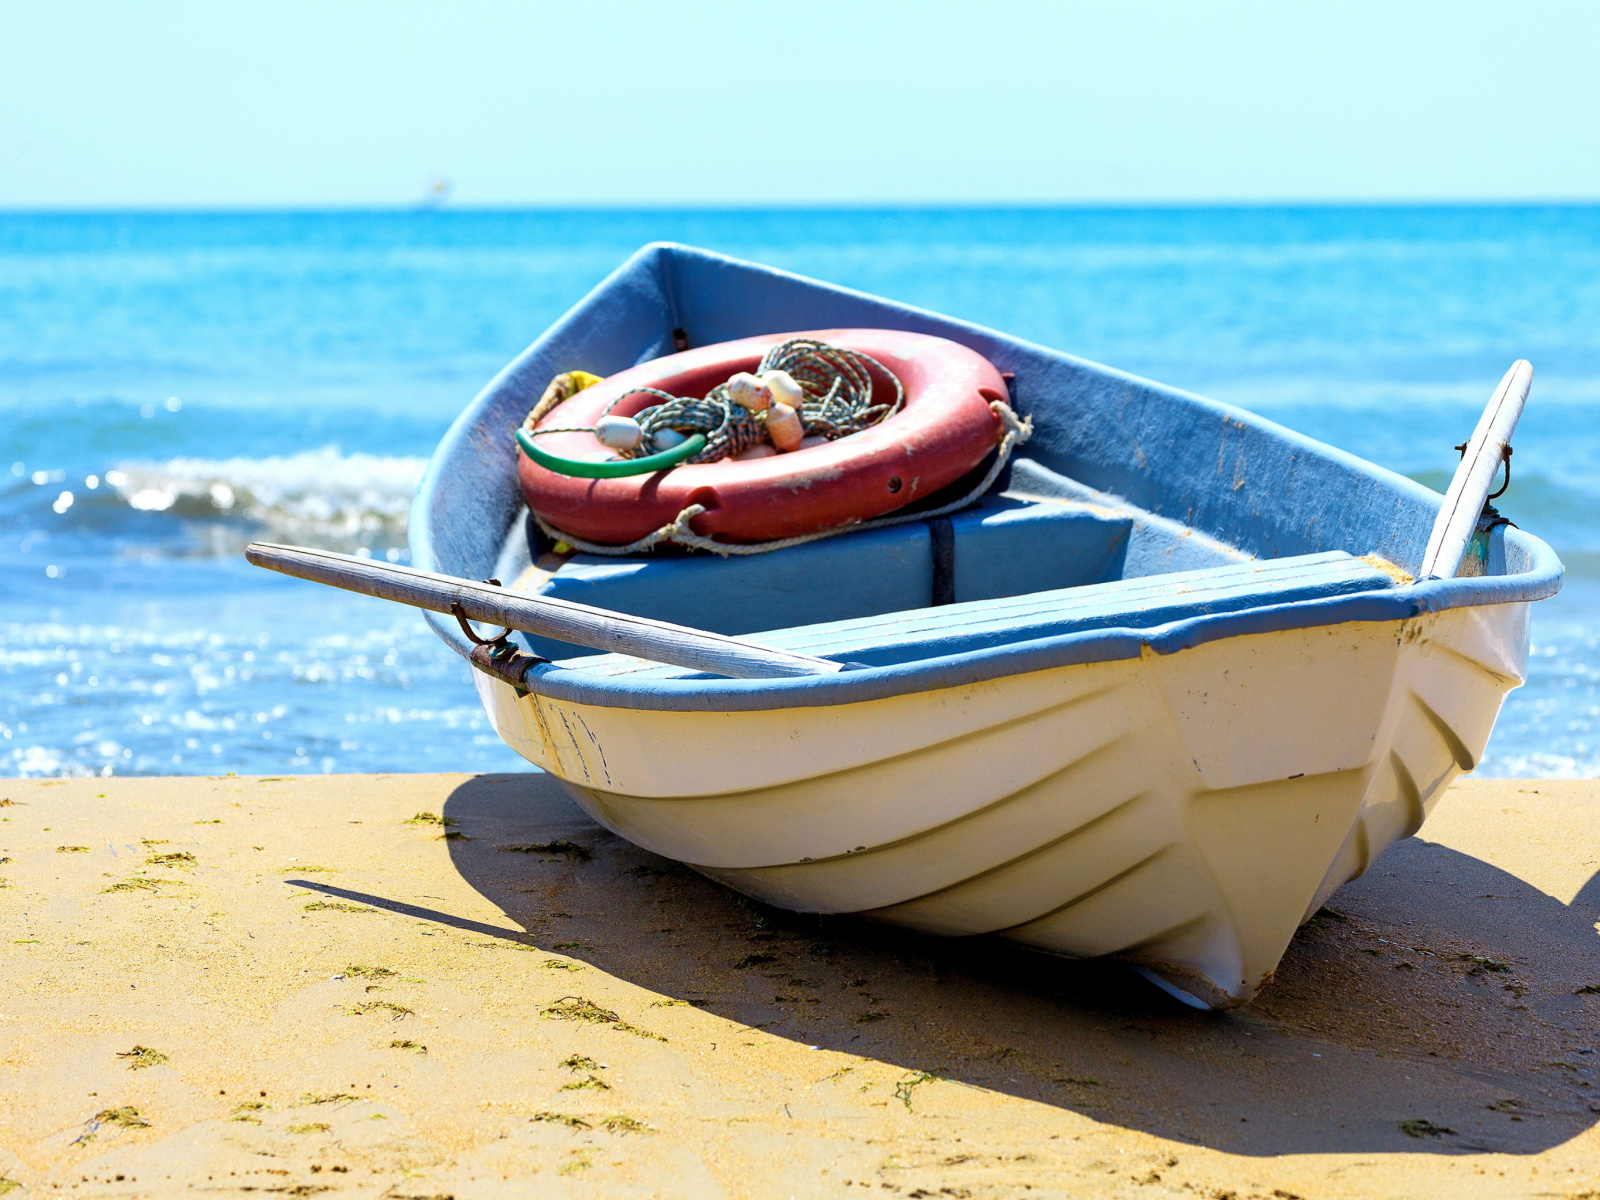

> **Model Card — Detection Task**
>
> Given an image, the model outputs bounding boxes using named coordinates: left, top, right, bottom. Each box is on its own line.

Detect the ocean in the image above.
left=2, top=208, right=1596, bottom=778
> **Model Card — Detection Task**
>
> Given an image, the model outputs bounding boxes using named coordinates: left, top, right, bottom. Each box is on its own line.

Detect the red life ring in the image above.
left=516, top=328, right=1007, bottom=545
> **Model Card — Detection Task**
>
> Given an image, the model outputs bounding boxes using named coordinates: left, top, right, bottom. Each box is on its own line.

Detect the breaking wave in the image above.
left=107, top=447, right=427, bottom=552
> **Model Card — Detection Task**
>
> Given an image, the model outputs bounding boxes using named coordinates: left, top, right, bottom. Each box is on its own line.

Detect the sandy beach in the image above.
left=1, top=772, right=1597, bottom=1198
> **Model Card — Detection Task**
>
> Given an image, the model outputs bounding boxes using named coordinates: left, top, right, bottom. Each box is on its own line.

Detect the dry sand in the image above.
left=1, top=772, right=1598, bottom=1198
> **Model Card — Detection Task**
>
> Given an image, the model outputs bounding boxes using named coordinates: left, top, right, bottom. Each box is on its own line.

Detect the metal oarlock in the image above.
left=450, top=591, right=547, bottom=695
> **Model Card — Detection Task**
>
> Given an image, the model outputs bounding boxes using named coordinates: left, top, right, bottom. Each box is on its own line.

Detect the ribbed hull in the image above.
left=478, top=604, right=1527, bottom=1007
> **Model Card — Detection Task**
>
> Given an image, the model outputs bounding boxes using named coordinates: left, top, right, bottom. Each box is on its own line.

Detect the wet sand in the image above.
left=1, top=773, right=1597, bottom=1198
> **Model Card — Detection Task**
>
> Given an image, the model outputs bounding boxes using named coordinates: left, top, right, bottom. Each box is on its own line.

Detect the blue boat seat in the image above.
left=557, top=550, right=1402, bottom=676
left=518, top=490, right=1137, bottom=661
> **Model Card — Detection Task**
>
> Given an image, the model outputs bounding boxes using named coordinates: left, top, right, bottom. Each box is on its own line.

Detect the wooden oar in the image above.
left=1418, top=360, right=1532, bottom=580
left=244, top=541, right=846, bottom=680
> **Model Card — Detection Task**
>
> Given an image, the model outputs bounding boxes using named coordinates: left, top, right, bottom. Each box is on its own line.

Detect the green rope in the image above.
left=515, top=427, right=705, bottom=478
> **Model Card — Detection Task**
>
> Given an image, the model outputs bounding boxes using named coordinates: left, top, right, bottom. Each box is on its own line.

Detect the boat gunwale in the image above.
left=409, top=241, right=1564, bottom=713
left=509, top=569, right=1555, bottom=712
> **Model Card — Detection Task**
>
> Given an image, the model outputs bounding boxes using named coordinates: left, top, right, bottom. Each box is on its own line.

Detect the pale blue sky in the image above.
left=2, top=0, right=1597, bottom=208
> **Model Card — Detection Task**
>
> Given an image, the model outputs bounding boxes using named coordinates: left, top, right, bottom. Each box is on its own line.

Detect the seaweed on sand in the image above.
left=541, top=996, right=665, bottom=1042
left=600, top=1115, right=653, bottom=1134
left=894, top=1070, right=943, bottom=1111
left=93, top=1106, right=149, bottom=1130
left=543, top=996, right=618, bottom=1023
left=498, top=840, right=591, bottom=861
left=102, top=877, right=170, bottom=893
left=1399, top=1119, right=1456, bottom=1138
left=347, top=1001, right=413, bottom=1019
left=116, top=1046, right=168, bottom=1070
left=559, top=1150, right=596, bottom=1174
left=298, top=1092, right=359, bottom=1105
left=531, top=1111, right=591, bottom=1129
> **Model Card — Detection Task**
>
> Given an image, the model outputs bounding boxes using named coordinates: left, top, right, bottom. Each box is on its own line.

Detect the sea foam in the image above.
left=106, top=447, right=427, bottom=552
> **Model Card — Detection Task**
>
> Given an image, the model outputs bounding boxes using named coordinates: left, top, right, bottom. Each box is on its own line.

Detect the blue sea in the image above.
left=2, top=208, right=1596, bottom=778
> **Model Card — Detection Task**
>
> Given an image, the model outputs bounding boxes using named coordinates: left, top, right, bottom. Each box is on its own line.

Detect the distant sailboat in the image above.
left=418, top=176, right=452, bottom=210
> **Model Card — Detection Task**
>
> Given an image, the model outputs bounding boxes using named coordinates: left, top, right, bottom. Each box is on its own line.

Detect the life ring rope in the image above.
left=518, top=338, right=904, bottom=475
left=532, top=400, right=1032, bottom=558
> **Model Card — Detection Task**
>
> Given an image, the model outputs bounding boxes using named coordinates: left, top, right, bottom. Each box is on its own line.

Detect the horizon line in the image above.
left=4, top=198, right=1600, bottom=217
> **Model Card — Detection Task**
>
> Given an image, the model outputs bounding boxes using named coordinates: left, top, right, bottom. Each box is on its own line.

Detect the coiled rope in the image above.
left=523, top=337, right=904, bottom=464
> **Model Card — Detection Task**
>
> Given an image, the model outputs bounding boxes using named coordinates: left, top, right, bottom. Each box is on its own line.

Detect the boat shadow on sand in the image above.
left=420, top=771, right=1600, bottom=1159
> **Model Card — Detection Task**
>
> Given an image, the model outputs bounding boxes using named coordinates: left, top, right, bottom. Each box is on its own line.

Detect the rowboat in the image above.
left=250, top=243, right=1562, bottom=1008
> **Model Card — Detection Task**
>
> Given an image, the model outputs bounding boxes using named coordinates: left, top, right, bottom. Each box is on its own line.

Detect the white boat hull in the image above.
left=473, top=601, right=1527, bottom=1008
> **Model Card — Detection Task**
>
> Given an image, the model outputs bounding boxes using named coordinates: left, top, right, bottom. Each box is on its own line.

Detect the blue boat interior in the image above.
left=553, top=551, right=1401, bottom=680
left=411, top=242, right=1561, bottom=686
left=494, top=456, right=1332, bottom=664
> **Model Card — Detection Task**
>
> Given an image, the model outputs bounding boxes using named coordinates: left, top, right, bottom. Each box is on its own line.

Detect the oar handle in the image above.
left=244, top=542, right=845, bottom=680
left=1418, top=360, right=1532, bottom=580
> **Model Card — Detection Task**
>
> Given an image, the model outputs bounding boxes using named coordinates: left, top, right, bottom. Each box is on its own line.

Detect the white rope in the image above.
left=533, top=401, right=1033, bottom=558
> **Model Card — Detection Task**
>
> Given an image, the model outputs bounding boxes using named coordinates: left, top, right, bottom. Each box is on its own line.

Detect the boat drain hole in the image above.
left=887, top=476, right=903, bottom=493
